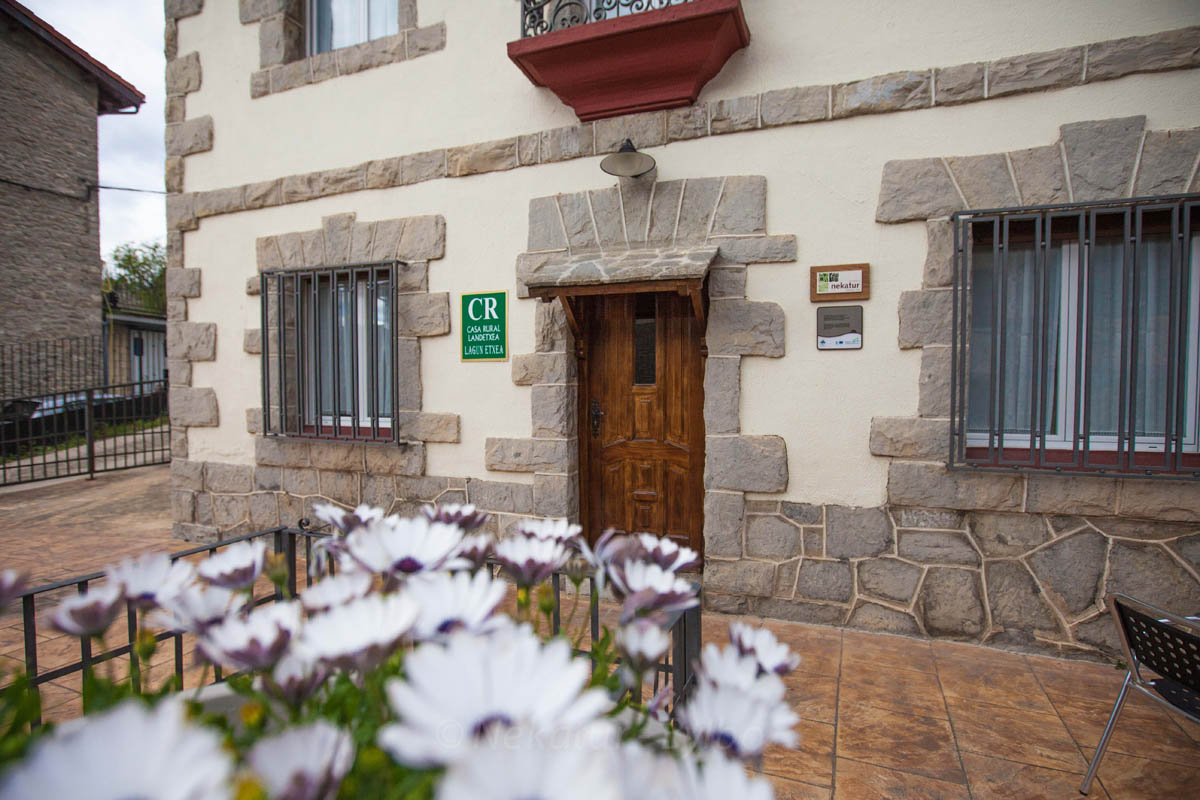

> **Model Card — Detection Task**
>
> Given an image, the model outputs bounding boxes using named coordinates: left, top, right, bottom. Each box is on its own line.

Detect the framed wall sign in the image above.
left=461, top=291, right=508, bottom=361
left=810, top=263, right=870, bottom=303
left=816, top=305, right=863, bottom=350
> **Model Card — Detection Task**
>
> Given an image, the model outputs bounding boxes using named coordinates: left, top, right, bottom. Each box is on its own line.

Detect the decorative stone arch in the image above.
left=492, top=173, right=799, bottom=587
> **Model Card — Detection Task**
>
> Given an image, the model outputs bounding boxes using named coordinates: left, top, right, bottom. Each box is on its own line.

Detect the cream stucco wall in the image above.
left=176, top=0, right=1200, bottom=192
left=177, top=1, right=1200, bottom=507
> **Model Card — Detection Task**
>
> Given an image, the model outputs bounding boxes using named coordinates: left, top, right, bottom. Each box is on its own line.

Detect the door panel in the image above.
left=581, top=292, right=704, bottom=558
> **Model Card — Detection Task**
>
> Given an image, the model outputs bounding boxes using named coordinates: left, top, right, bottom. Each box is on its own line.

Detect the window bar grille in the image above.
left=260, top=273, right=270, bottom=437
left=952, top=194, right=1199, bottom=479
left=368, top=266, right=379, bottom=442
left=311, top=271, right=323, bottom=439
left=350, top=268, right=361, bottom=441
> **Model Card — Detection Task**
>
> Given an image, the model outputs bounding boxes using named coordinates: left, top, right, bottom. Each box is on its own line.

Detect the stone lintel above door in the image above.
left=519, top=245, right=718, bottom=291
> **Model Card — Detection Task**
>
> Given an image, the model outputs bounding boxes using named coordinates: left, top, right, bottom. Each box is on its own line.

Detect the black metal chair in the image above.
left=1080, top=593, right=1200, bottom=795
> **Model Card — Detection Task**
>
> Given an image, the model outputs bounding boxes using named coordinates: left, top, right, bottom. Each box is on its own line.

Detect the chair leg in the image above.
left=1080, top=671, right=1132, bottom=795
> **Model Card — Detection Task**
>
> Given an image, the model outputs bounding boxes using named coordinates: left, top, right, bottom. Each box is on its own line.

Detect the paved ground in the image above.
left=1, top=469, right=1197, bottom=796
left=0, top=464, right=180, bottom=586
left=700, top=615, right=1200, bottom=800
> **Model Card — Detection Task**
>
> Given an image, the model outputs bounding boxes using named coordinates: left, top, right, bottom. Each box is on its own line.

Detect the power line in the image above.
left=1, top=176, right=166, bottom=199
left=97, top=184, right=166, bottom=195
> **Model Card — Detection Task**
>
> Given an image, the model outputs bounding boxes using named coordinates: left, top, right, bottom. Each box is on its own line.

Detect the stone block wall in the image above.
left=703, top=498, right=1200, bottom=662
left=0, top=17, right=102, bottom=349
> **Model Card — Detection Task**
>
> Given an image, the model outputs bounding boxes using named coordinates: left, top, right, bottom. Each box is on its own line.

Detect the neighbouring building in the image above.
left=0, top=0, right=143, bottom=355
left=0, top=0, right=144, bottom=400
left=164, top=0, right=1200, bottom=661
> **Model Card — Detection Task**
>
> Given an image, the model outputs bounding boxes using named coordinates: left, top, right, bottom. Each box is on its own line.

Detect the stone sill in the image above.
left=507, top=0, right=750, bottom=122
left=250, top=22, right=445, bottom=99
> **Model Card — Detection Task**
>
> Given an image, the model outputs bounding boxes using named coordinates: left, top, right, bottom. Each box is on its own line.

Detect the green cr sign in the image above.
left=461, top=291, right=508, bottom=361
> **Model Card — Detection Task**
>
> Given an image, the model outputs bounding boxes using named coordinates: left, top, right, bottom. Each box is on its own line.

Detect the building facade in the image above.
left=165, top=0, right=1200, bottom=661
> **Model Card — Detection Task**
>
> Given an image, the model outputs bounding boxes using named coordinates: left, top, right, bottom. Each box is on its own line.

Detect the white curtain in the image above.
left=967, top=241, right=1062, bottom=437
left=314, top=0, right=398, bottom=53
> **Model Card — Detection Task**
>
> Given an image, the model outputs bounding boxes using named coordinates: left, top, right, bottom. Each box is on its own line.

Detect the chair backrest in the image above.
left=1110, top=594, right=1200, bottom=695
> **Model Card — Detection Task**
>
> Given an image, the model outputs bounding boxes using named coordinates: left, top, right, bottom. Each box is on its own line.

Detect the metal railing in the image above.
left=520, top=0, right=693, bottom=38
left=10, top=526, right=318, bottom=727
left=950, top=194, right=1200, bottom=479
left=0, top=378, right=170, bottom=486
left=8, top=525, right=701, bottom=727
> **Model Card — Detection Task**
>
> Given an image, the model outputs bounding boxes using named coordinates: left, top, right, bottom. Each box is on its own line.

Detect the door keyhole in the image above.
left=590, top=397, right=605, bottom=439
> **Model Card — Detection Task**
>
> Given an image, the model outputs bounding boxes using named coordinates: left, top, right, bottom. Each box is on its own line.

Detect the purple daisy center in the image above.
left=471, top=713, right=515, bottom=738
left=392, top=557, right=425, bottom=574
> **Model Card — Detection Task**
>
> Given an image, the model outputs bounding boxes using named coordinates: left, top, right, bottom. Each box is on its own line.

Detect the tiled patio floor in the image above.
left=701, top=613, right=1200, bottom=799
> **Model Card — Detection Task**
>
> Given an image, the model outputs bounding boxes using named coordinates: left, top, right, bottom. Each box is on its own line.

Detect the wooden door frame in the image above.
left=554, top=282, right=708, bottom=546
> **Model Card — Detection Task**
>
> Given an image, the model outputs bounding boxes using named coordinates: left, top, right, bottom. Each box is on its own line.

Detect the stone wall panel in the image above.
left=704, top=435, right=787, bottom=492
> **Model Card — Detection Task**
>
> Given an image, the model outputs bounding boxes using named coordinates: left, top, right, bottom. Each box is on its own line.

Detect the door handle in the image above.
left=590, top=397, right=605, bottom=439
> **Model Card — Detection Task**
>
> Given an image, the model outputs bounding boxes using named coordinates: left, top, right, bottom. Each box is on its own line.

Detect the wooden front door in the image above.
left=579, top=292, right=705, bottom=557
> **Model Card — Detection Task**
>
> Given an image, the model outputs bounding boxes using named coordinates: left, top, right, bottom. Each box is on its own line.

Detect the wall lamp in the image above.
left=599, top=139, right=656, bottom=178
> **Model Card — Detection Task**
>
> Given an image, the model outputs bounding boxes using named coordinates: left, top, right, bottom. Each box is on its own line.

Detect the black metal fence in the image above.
left=8, top=526, right=702, bottom=728
left=0, top=378, right=170, bottom=486
left=950, top=194, right=1200, bottom=479
left=521, top=0, right=694, bottom=38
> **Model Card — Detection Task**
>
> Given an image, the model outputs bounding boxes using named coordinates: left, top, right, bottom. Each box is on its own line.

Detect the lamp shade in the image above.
left=599, top=139, right=656, bottom=178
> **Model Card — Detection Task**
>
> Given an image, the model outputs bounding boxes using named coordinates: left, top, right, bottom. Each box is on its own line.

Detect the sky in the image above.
left=23, top=0, right=166, bottom=261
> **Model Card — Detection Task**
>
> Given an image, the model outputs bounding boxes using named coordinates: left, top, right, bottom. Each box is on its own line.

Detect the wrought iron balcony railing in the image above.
left=521, top=0, right=694, bottom=38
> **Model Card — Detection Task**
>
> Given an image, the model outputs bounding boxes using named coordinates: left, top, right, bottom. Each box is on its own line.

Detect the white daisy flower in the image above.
left=150, top=583, right=244, bottom=634
left=729, top=621, right=801, bottom=676
left=435, top=724, right=621, bottom=800
left=105, top=552, right=195, bottom=609
left=677, top=673, right=797, bottom=759
left=616, top=619, right=671, bottom=672
left=245, top=720, right=355, bottom=800
left=0, top=568, right=28, bottom=615
left=406, top=570, right=508, bottom=641
left=695, top=643, right=762, bottom=693
left=344, top=516, right=465, bottom=577
left=609, top=560, right=698, bottom=622
left=492, top=535, right=569, bottom=587
left=197, top=540, right=267, bottom=590
left=575, top=529, right=641, bottom=593
left=514, top=517, right=582, bottom=545
left=312, top=502, right=384, bottom=535
left=452, top=532, right=493, bottom=571
left=266, top=645, right=328, bottom=706
left=676, top=748, right=776, bottom=800
left=50, top=582, right=124, bottom=637
left=300, top=572, right=373, bottom=614
left=300, top=592, right=417, bottom=672
left=424, top=503, right=489, bottom=531
left=632, top=533, right=699, bottom=573
left=617, top=741, right=686, bottom=800
left=0, top=699, right=231, bottom=800
left=197, top=601, right=300, bottom=671
left=378, top=626, right=611, bottom=767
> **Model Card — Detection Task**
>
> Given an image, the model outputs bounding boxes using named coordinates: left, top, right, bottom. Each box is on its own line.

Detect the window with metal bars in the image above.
left=951, top=195, right=1200, bottom=479
left=260, top=263, right=398, bottom=442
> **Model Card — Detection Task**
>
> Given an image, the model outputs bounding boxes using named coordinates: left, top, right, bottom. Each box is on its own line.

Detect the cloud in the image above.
left=23, top=0, right=166, bottom=259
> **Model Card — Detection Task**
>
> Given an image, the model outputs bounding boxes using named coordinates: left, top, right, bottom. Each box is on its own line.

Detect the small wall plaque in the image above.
left=817, top=305, right=863, bottom=350
left=810, top=263, right=870, bottom=302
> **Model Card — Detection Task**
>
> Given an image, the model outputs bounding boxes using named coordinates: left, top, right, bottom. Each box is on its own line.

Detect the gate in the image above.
left=0, top=335, right=170, bottom=486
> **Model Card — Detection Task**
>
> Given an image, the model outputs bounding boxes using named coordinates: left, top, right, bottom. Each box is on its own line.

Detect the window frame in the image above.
left=260, top=261, right=400, bottom=443
left=307, top=0, right=400, bottom=57
left=950, top=194, right=1200, bottom=479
